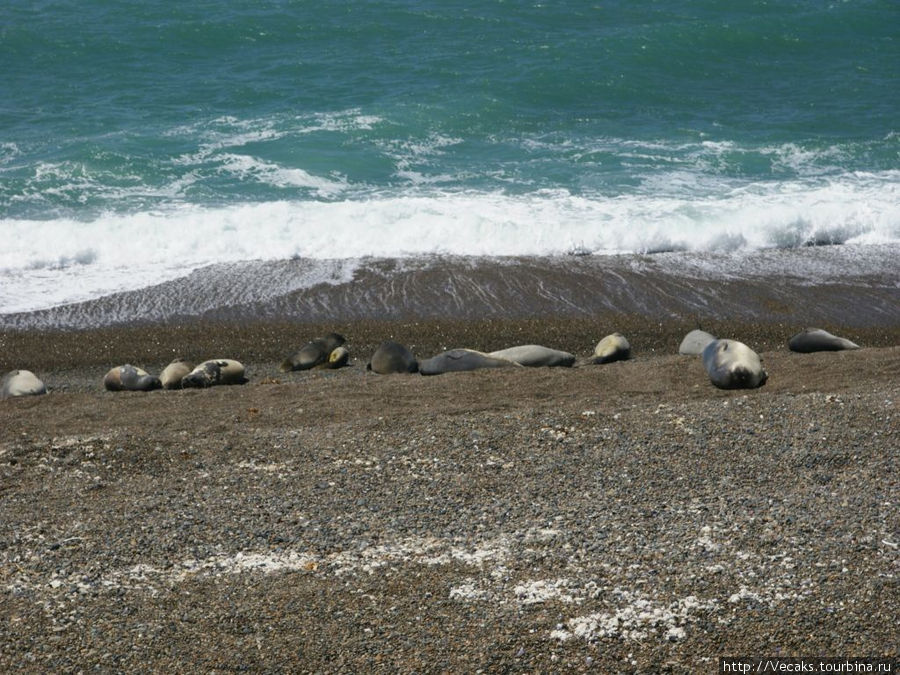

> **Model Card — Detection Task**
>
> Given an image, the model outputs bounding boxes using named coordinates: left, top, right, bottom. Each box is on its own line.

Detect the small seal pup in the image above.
left=324, top=345, right=350, bottom=369
left=159, top=358, right=194, bottom=390
left=488, top=345, right=575, bottom=368
left=701, top=339, right=768, bottom=390
left=280, top=333, right=346, bottom=372
left=1, top=370, right=47, bottom=398
left=104, top=365, right=162, bottom=392
left=679, top=329, right=717, bottom=356
left=367, top=341, right=418, bottom=374
left=788, top=328, right=860, bottom=353
left=419, top=349, right=521, bottom=376
left=592, top=333, right=631, bottom=364
left=181, top=359, right=248, bottom=388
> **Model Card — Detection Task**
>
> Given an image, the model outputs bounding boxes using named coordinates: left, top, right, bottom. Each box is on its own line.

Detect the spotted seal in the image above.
left=1, top=370, right=47, bottom=399
left=488, top=345, right=575, bottom=368
left=701, top=339, right=768, bottom=390
left=181, top=359, right=248, bottom=388
left=103, top=365, right=162, bottom=392
left=678, top=329, right=717, bottom=356
left=367, top=341, right=418, bottom=374
left=418, top=349, right=521, bottom=376
left=280, top=333, right=346, bottom=372
left=159, top=358, right=194, bottom=390
left=788, top=328, right=860, bottom=353
left=592, top=333, right=631, bottom=364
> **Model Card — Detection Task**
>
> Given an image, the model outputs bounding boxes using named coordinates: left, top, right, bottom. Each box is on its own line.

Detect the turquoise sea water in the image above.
left=1, top=0, right=898, bottom=314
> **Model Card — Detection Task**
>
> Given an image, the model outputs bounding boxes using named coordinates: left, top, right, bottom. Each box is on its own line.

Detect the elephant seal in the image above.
left=701, top=339, right=768, bottom=390
left=280, top=333, right=346, bottom=372
left=324, top=346, right=350, bottom=369
left=181, top=359, right=248, bottom=388
left=159, top=358, right=194, bottom=390
left=419, top=349, right=521, bottom=376
left=679, top=329, right=717, bottom=356
left=788, top=328, right=860, bottom=353
left=488, top=345, right=575, bottom=368
left=104, top=365, right=162, bottom=392
left=1, top=370, right=47, bottom=398
left=592, top=333, right=631, bottom=364
left=367, top=341, right=418, bottom=374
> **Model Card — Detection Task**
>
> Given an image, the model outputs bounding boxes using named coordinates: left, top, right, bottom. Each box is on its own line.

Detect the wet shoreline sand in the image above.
left=1, top=313, right=898, bottom=672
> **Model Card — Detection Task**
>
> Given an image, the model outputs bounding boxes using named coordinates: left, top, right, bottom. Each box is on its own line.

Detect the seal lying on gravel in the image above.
left=280, top=333, right=347, bottom=372
left=103, top=365, right=162, bottom=392
left=701, top=339, right=768, bottom=390
left=1, top=370, right=47, bottom=398
left=788, top=328, right=860, bottom=353
left=488, top=345, right=575, bottom=368
left=181, top=359, right=248, bottom=388
left=679, top=329, right=717, bottom=355
left=419, top=349, right=521, bottom=376
left=592, top=333, right=631, bottom=364
left=367, top=341, right=418, bottom=374
left=159, top=358, right=194, bottom=390
left=325, top=346, right=350, bottom=369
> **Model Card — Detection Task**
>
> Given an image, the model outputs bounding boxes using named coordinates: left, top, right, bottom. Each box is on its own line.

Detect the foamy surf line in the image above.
left=2, top=246, right=898, bottom=331
left=1, top=177, right=898, bottom=314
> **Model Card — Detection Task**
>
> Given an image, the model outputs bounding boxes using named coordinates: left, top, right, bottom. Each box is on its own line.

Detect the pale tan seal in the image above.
left=159, top=358, right=194, bottom=390
left=367, top=341, right=418, bottom=374
left=679, top=329, right=717, bottom=356
left=592, top=333, right=631, bottom=364
left=280, top=333, right=346, bottom=372
left=1, top=370, right=47, bottom=399
left=419, top=349, right=521, bottom=376
left=701, top=339, right=768, bottom=390
left=324, top=345, right=350, bottom=369
left=181, top=359, right=248, bottom=388
left=104, top=365, right=162, bottom=392
left=488, top=345, right=575, bottom=368
left=788, top=328, right=860, bottom=353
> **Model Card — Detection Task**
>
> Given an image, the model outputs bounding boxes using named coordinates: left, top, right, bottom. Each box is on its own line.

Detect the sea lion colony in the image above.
left=1, top=327, right=863, bottom=399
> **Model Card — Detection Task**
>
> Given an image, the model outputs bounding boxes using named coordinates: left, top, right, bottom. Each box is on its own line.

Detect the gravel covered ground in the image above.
left=1, top=319, right=897, bottom=672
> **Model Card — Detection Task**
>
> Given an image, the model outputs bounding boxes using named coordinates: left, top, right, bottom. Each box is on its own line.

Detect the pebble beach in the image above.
left=1, top=315, right=897, bottom=672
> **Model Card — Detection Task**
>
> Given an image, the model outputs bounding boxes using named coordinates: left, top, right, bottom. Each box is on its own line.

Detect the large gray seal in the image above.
left=367, top=341, right=418, bottom=374
left=280, top=333, right=346, bottom=372
left=701, top=339, right=768, bottom=390
left=679, top=329, right=717, bottom=356
left=181, top=359, right=248, bottom=388
left=159, top=358, right=194, bottom=390
left=592, top=333, right=631, bottom=364
left=788, top=328, right=860, bottom=353
left=488, top=345, right=575, bottom=368
left=104, top=365, right=162, bottom=392
left=1, top=370, right=47, bottom=399
left=419, top=349, right=521, bottom=376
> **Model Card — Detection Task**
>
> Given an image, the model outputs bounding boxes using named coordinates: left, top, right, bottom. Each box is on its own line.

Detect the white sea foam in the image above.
left=1, top=174, right=898, bottom=314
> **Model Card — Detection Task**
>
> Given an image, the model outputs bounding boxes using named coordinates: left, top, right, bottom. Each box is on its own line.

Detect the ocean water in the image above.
left=1, top=0, right=898, bottom=322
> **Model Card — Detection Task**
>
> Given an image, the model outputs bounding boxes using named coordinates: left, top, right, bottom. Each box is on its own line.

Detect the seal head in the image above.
left=367, top=341, right=418, bottom=374
left=592, top=333, right=631, bottom=364
left=280, top=333, right=347, bottom=372
left=159, top=358, right=194, bottom=390
left=1, top=370, right=47, bottom=398
left=679, top=329, right=717, bottom=356
left=701, top=339, right=768, bottom=390
left=181, top=359, right=248, bottom=388
left=104, top=365, right=162, bottom=392
left=788, top=328, right=860, bottom=353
